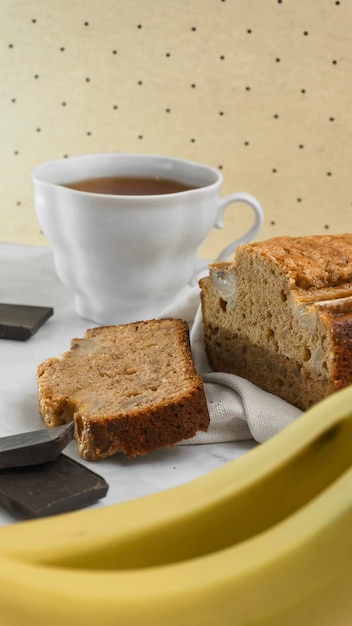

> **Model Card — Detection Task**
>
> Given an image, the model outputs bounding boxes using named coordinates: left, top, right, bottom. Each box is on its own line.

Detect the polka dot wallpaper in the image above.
left=1, top=0, right=351, bottom=260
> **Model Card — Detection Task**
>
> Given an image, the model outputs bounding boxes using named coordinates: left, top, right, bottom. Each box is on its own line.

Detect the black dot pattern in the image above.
left=1, top=1, right=351, bottom=252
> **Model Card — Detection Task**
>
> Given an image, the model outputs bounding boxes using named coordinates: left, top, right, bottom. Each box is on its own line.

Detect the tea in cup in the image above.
left=32, top=153, right=264, bottom=324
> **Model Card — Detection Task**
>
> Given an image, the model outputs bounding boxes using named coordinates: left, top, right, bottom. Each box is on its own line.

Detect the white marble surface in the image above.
left=0, top=242, right=255, bottom=525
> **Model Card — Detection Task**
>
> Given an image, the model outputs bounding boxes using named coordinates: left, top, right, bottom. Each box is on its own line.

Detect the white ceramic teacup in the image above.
left=32, top=153, right=264, bottom=324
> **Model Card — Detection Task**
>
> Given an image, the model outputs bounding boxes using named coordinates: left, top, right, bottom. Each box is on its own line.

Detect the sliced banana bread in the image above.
left=37, top=319, right=209, bottom=460
left=200, top=234, right=352, bottom=411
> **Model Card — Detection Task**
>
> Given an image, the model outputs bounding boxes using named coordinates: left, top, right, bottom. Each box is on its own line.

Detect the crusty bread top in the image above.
left=237, top=234, right=352, bottom=290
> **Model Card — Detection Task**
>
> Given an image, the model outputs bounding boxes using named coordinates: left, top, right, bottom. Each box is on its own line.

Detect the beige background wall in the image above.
left=1, top=0, right=351, bottom=260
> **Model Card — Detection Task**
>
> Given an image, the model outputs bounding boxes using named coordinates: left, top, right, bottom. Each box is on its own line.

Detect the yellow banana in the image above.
left=0, top=385, right=352, bottom=625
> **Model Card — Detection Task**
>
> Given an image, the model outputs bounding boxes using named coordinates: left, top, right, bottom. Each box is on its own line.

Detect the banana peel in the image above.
left=0, top=385, right=352, bottom=625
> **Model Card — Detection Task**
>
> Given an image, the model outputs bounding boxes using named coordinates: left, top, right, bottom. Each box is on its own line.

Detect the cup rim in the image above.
left=31, top=153, right=222, bottom=197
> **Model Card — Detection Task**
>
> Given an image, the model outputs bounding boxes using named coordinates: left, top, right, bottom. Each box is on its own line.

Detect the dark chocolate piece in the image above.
left=0, top=303, right=53, bottom=340
left=0, top=423, right=74, bottom=469
left=0, top=454, right=109, bottom=519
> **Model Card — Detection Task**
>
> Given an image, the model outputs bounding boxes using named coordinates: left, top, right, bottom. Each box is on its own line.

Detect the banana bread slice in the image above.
left=200, top=234, right=352, bottom=411
left=37, top=319, right=209, bottom=460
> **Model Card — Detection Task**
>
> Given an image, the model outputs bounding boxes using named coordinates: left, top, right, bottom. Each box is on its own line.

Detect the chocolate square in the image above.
left=0, top=454, right=109, bottom=519
left=0, top=303, right=53, bottom=340
left=0, top=423, right=74, bottom=469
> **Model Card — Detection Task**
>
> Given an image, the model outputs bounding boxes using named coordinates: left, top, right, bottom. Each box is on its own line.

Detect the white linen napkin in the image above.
left=159, top=281, right=302, bottom=445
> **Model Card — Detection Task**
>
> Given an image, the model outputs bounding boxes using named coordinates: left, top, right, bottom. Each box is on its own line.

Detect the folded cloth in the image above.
left=159, top=281, right=302, bottom=445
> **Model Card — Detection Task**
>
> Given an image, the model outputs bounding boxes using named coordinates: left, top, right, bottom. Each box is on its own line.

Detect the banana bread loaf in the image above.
left=37, top=319, right=209, bottom=460
left=200, top=234, right=352, bottom=411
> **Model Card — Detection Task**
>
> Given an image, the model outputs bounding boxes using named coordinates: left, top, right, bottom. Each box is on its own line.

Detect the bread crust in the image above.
left=242, top=234, right=352, bottom=289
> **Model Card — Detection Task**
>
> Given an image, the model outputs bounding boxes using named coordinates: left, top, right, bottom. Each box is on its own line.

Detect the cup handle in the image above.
left=214, top=192, right=264, bottom=262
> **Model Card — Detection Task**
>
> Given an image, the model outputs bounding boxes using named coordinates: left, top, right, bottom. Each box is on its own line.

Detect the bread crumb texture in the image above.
left=37, top=319, right=209, bottom=460
left=201, top=234, right=352, bottom=411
